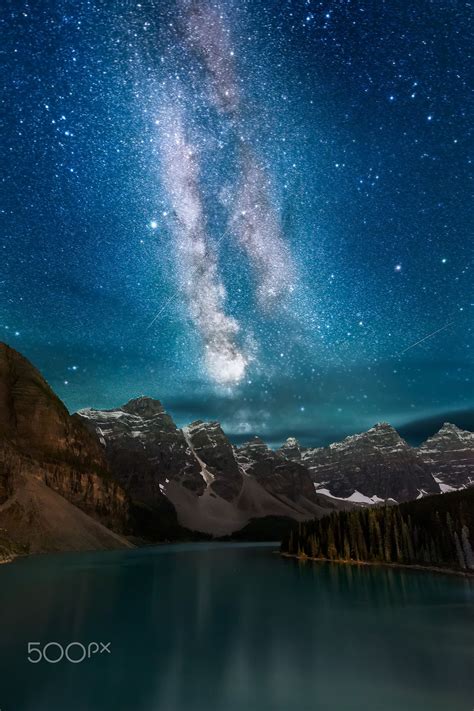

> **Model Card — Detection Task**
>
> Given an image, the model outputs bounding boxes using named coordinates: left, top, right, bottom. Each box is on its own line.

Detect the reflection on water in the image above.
left=0, top=543, right=473, bottom=711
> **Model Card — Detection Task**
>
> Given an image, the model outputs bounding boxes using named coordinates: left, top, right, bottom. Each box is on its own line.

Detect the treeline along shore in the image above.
left=281, top=488, right=474, bottom=575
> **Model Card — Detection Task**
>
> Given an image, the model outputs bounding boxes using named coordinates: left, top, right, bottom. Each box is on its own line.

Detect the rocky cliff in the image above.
left=0, top=439, right=132, bottom=555
left=236, top=437, right=322, bottom=506
left=279, top=423, right=441, bottom=503
left=185, top=420, right=243, bottom=500
left=79, top=397, right=205, bottom=503
left=0, top=343, right=131, bottom=555
left=419, top=423, right=474, bottom=490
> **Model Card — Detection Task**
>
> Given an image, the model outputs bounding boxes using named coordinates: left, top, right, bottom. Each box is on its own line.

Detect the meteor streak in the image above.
left=400, top=322, right=454, bottom=354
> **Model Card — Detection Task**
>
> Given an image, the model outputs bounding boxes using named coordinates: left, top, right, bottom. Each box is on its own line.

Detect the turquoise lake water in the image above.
left=0, top=542, right=473, bottom=711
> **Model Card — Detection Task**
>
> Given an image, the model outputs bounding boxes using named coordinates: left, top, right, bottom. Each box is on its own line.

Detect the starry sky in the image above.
left=1, top=0, right=473, bottom=447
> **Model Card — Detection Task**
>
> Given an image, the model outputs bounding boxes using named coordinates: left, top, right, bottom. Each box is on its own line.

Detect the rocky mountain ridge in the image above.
left=78, top=399, right=473, bottom=535
left=418, top=422, right=474, bottom=490
left=279, top=422, right=446, bottom=503
left=279, top=421, right=473, bottom=502
left=79, top=401, right=343, bottom=536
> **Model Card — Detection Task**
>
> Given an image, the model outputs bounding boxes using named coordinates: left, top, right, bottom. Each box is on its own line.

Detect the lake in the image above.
left=0, top=542, right=473, bottom=711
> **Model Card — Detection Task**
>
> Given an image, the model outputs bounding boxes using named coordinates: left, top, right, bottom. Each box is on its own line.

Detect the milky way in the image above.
left=178, top=0, right=240, bottom=116
left=230, top=148, right=295, bottom=310
left=159, top=104, right=247, bottom=385
left=167, top=0, right=297, bottom=377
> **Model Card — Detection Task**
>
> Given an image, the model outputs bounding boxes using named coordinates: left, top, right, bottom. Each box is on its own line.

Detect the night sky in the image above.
left=2, top=0, right=473, bottom=447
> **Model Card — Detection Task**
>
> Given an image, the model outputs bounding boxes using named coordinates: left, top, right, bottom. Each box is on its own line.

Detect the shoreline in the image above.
left=280, top=551, right=474, bottom=578
left=0, top=539, right=278, bottom=567
left=0, top=558, right=16, bottom=565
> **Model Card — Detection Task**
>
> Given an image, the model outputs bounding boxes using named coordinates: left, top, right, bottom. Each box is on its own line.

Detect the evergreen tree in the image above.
left=461, top=526, right=474, bottom=570
left=327, top=525, right=337, bottom=559
left=454, top=532, right=466, bottom=569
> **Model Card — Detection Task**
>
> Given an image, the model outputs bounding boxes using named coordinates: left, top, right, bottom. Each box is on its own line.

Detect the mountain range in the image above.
left=0, top=342, right=472, bottom=559
left=78, top=404, right=340, bottom=537
left=278, top=422, right=473, bottom=502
